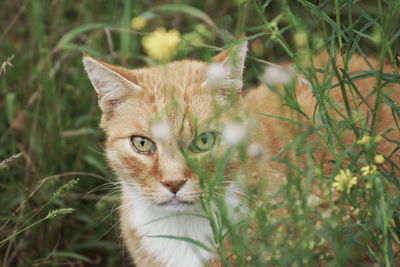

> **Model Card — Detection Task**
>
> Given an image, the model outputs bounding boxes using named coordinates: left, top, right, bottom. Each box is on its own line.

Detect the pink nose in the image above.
left=161, top=179, right=187, bottom=194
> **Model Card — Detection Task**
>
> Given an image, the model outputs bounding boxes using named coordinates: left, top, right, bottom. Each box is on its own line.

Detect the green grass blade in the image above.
left=258, top=113, right=310, bottom=129
left=272, top=125, right=326, bottom=160
left=53, top=251, right=92, bottom=263
left=120, top=0, right=131, bottom=59
left=150, top=4, right=215, bottom=28
left=5, top=93, right=15, bottom=124
left=55, top=23, right=109, bottom=50
left=147, top=235, right=212, bottom=252
left=30, top=0, right=47, bottom=51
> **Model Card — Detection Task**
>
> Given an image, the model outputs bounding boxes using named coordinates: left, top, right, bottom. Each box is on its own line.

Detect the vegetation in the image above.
left=1, top=0, right=399, bottom=266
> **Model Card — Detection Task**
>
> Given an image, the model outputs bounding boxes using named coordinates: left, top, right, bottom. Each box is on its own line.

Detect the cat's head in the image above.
left=83, top=41, right=253, bottom=212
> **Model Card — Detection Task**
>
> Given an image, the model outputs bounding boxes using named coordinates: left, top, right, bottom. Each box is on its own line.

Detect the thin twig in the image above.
left=0, top=152, right=23, bottom=168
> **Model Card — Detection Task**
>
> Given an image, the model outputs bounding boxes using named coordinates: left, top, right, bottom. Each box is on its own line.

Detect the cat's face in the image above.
left=83, top=43, right=248, bottom=212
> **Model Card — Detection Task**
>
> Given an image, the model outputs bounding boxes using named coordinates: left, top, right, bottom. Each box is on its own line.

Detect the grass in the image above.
left=1, top=0, right=399, bottom=266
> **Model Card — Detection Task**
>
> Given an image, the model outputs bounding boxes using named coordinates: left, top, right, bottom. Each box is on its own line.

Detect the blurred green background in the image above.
left=1, top=0, right=399, bottom=266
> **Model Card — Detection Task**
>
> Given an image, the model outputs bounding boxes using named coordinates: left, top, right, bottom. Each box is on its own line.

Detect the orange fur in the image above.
left=246, top=52, right=399, bottom=175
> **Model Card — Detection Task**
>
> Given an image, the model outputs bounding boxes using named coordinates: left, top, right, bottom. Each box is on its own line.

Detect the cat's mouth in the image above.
left=158, top=196, right=195, bottom=206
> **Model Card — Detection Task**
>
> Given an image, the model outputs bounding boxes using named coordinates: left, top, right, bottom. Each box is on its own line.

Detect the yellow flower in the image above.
left=142, top=27, right=181, bottom=62
left=374, top=154, right=385, bottom=164
left=371, top=25, right=382, bottom=46
left=361, top=165, right=377, bottom=176
left=182, top=32, right=204, bottom=46
left=353, top=208, right=360, bottom=216
left=365, top=182, right=373, bottom=190
left=356, top=135, right=382, bottom=145
left=374, top=135, right=382, bottom=142
left=131, top=16, right=147, bottom=30
left=332, top=169, right=357, bottom=194
left=312, top=34, right=324, bottom=50
left=294, top=31, right=308, bottom=48
left=356, top=135, right=370, bottom=145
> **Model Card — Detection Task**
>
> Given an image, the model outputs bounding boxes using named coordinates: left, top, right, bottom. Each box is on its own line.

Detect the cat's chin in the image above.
left=156, top=197, right=198, bottom=212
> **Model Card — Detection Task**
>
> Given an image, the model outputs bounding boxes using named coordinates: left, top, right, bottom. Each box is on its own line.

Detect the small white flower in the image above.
left=150, top=120, right=171, bottom=141
left=297, top=76, right=313, bottom=94
left=247, top=142, right=263, bottom=158
left=321, top=210, right=331, bottom=219
left=203, top=63, right=229, bottom=88
left=222, top=122, right=247, bottom=145
left=263, top=65, right=295, bottom=85
left=306, top=194, right=320, bottom=207
left=0, top=55, right=14, bottom=76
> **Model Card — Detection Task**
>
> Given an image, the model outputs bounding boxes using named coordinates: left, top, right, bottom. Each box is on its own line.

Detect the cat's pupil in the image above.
left=131, top=136, right=155, bottom=153
left=140, top=139, right=145, bottom=147
left=200, top=134, right=208, bottom=144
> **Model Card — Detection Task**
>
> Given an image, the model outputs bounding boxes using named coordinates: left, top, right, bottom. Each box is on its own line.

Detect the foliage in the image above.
left=1, top=0, right=399, bottom=266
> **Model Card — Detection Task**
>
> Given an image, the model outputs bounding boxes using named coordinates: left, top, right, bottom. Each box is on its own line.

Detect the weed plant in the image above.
left=0, top=0, right=399, bottom=266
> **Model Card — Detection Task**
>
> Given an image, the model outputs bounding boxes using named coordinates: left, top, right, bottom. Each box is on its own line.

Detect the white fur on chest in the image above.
left=123, top=185, right=214, bottom=267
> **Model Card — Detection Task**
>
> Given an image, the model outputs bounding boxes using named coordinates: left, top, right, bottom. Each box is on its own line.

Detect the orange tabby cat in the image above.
left=83, top=41, right=399, bottom=266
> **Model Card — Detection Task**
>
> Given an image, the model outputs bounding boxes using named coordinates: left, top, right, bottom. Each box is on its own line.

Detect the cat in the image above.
left=83, top=40, right=399, bottom=266
left=83, top=41, right=255, bottom=267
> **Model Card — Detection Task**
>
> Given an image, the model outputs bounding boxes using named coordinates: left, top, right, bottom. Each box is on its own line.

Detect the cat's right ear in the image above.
left=212, top=34, right=247, bottom=83
left=204, top=35, right=248, bottom=93
left=82, top=53, right=142, bottom=112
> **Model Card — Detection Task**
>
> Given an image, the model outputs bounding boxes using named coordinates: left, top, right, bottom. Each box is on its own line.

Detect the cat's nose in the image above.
left=161, top=179, right=187, bottom=194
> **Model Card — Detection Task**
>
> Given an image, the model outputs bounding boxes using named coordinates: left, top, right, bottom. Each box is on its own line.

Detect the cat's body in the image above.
left=246, top=52, right=399, bottom=175
left=83, top=42, right=399, bottom=266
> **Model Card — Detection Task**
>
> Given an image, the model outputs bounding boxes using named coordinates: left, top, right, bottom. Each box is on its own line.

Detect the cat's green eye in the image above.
left=131, top=136, right=156, bottom=153
left=191, top=132, right=217, bottom=152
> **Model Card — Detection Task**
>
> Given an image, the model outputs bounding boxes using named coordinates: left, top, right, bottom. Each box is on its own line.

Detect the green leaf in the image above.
left=140, top=213, right=208, bottom=227
left=83, top=154, right=107, bottom=174
left=30, top=0, right=47, bottom=50
left=272, top=125, right=326, bottom=160
left=55, top=23, right=109, bottom=50
left=147, top=235, right=212, bottom=252
left=149, top=4, right=214, bottom=27
left=59, top=43, right=103, bottom=58
left=6, top=93, right=15, bottom=124
left=258, top=113, right=310, bottom=129
left=53, top=251, right=91, bottom=262
left=60, top=127, right=99, bottom=137
left=221, top=32, right=267, bottom=49
left=120, top=0, right=131, bottom=58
